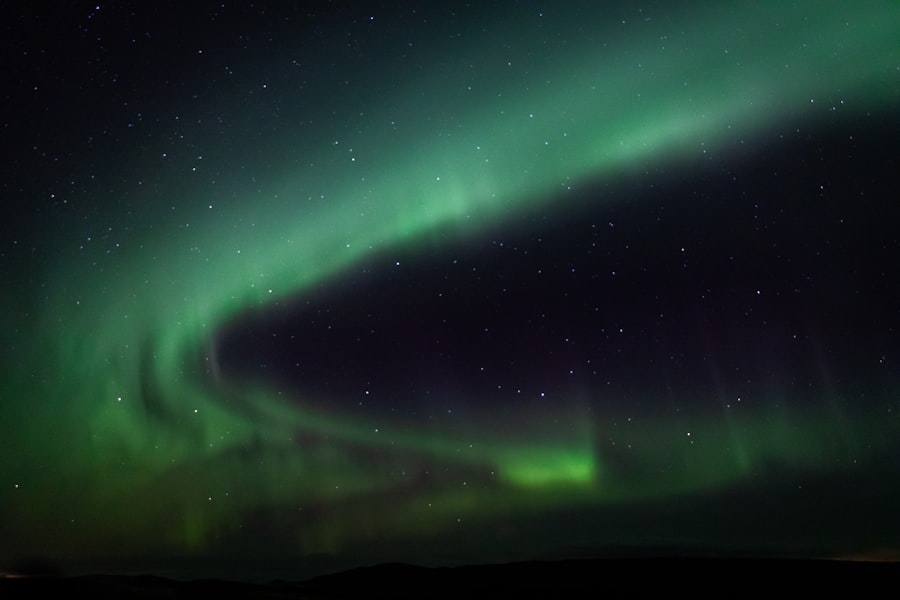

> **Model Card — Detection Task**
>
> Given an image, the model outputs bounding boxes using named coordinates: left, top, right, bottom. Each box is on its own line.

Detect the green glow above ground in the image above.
left=2, top=2, right=899, bottom=566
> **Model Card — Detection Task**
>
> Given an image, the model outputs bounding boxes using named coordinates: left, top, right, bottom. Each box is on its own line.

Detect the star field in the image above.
left=1, top=1, right=899, bottom=577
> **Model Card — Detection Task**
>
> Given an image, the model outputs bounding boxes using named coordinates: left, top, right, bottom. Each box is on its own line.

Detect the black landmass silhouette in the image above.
left=1, top=557, right=896, bottom=599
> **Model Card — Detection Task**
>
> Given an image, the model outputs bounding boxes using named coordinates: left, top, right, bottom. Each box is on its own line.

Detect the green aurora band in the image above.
left=3, top=3, right=899, bottom=561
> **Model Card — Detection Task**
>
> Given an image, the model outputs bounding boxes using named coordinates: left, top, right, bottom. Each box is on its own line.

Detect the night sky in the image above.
left=2, top=1, right=899, bottom=579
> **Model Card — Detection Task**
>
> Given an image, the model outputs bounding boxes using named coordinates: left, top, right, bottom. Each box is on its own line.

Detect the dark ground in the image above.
left=2, top=558, right=896, bottom=599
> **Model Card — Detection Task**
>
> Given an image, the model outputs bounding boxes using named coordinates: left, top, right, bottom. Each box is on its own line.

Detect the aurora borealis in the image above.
left=2, top=1, right=899, bottom=578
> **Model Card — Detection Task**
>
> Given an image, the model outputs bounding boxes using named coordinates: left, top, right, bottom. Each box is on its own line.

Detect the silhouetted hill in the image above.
left=2, top=557, right=897, bottom=599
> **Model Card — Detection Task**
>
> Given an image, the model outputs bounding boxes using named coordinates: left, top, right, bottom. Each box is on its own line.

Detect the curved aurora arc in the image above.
left=3, top=3, right=899, bottom=565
